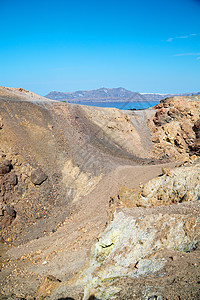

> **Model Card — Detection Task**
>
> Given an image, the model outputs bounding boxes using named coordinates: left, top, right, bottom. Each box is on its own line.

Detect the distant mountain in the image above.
left=45, top=87, right=199, bottom=103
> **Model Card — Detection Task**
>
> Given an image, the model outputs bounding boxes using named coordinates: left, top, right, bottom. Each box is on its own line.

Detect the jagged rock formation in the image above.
left=77, top=203, right=200, bottom=299
left=0, top=86, right=199, bottom=300
left=0, top=159, right=18, bottom=228
left=149, top=94, right=200, bottom=160
left=191, top=118, right=200, bottom=155
left=112, top=160, right=200, bottom=208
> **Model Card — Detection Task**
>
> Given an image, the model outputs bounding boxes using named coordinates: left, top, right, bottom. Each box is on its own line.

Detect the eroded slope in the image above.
left=0, top=88, right=199, bottom=300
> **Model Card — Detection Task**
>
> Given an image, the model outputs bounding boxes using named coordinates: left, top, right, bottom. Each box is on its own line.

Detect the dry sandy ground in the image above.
left=1, top=162, right=176, bottom=299
left=0, top=87, right=199, bottom=299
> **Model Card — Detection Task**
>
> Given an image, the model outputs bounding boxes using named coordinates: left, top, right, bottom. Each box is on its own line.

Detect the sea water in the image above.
left=65, top=101, right=159, bottom=110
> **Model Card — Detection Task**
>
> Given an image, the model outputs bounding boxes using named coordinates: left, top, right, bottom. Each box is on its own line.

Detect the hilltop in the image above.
left=0, top=86, right=54, bottom=102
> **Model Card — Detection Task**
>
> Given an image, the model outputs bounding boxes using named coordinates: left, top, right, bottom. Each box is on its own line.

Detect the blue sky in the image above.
left=0, top=0, right=200, bottom=95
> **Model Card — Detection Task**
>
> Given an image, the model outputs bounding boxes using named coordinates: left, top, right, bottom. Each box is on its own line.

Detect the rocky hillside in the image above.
left=78, top=200, right=200, bottom=299
left=0, top=86, right=199, bottom=299
left=149, top=94, right=200, bottom=160
left=45, top=87, right=199, bottom=103
left=0, top=85, right=158, bottom=245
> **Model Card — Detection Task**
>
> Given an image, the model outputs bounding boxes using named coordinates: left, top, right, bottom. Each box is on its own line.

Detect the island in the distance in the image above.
left=45, top=87, right=199, bottom=102
left=45, top=87, right=200, bottom=110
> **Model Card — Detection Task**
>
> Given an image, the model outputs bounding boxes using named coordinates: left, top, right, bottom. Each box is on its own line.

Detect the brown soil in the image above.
left=0, top=87, right=199, bottom=299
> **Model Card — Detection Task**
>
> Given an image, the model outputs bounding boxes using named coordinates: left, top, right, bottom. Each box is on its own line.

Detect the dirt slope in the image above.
left=0, top=88, right=160, bottom=242
left=0, top=87, right=199, bottom=299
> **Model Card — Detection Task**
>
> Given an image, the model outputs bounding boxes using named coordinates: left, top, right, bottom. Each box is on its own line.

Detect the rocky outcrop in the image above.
left=0, top=116, right=3, bottom=129
left=111, top=160, right=200, bottom=208
left=69, top=161, right=200, bottom=299
left=77, top=204, right=200, bottom=299
left=150, top=95, right=200, bottom=160
left=0, top=159, right=17, bottom=228
left=190, top=118, right=200, bottom=155
left=137, top=162, right=200, bottom=207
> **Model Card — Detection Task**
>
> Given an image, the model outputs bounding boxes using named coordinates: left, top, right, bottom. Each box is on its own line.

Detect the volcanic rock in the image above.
left=77, top=203, right=200, bottom=299
left=193, top=118, right=200, bottom=138
left=7, top=173, right=18, bottom=185
left=0, top=160, right=12, bottom=175
left=5, top=205, right=16, bottom=218
left=30, top=168, right=48, bottom=185
left=189, top=118, right=200, bottom=155
left=0, top=87, right=199, bottom=300
left=150, top=95, right=200, bottom=160
left=111, top=160, right=200, bottom=208
left=0, top=152, right=6, bottom=158
left=0, top=116, right=3, bottom=129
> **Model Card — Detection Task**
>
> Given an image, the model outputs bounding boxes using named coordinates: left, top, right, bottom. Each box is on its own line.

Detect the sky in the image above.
left=0, top=0, right=200, bottom=95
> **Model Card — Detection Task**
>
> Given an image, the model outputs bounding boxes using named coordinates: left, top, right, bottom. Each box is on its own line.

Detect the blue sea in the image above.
left=66, top=101, right=159, bottom=110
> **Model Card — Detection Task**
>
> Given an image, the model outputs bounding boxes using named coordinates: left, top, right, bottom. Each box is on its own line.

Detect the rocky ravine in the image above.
left=0, top=87, right=199, bottom=300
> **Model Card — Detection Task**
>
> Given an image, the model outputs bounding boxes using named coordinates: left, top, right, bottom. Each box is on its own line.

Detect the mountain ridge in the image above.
left=45, top=87, right=199, bottom=102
